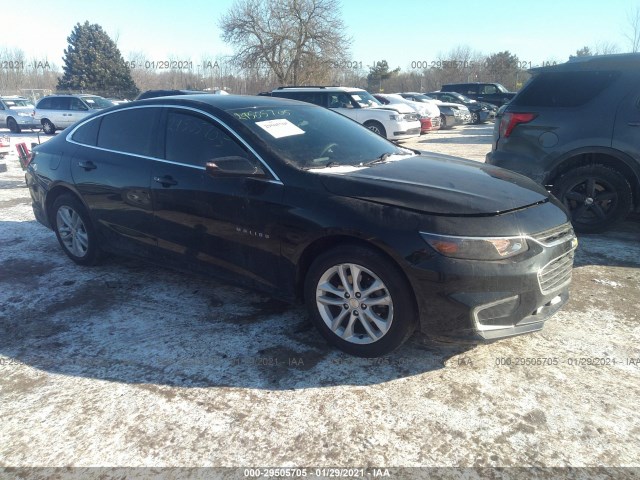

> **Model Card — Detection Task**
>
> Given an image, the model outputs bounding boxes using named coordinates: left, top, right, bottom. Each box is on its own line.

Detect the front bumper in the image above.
left=407, top=218, right=577, bottom=343
left=389, top=120, right=422, bottom=140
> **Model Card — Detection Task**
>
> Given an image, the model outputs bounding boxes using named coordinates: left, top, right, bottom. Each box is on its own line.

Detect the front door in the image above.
left=150, top=108, right=285, bottom=292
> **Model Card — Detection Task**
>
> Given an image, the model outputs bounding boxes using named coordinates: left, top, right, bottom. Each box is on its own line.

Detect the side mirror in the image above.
left=205, top=156, right=267, bottom=178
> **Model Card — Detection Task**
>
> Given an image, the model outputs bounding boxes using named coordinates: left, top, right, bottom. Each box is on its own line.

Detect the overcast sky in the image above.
left=3, top=0, right=638, bottom=71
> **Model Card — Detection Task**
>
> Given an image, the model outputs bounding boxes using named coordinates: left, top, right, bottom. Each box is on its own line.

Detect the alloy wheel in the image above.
left=315, top=263, right=394, bottom=345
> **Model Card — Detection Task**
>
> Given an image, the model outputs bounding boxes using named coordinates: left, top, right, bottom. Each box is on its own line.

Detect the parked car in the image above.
left=425, top=91, right=495, bottom=124
left=373, top=93, right=441, bottom=133
left=441, top=82, right=516, bottom=107
left=0, top=96, right=38, bottom=133
left=486, top=53, right=640, bottom=233
left=398, top=92, right=470, bottom=128
left=271, top=86, right=421, bottom=141
left=33, top=94, right=114, bottom=134
left=26, top=94, right=577, bottom=356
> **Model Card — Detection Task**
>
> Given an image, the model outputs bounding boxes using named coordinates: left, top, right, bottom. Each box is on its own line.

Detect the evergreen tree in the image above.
left=58, top=21, right=138, bottom=98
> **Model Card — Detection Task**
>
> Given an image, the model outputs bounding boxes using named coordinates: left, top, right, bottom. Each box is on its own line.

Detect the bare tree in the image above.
left=624, top=5, right=640, bottom=52
left=219, top=0, right=351, bottom=85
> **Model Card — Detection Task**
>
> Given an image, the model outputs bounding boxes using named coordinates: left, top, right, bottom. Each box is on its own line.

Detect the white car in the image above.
left=271, top=86, right=421, bottom=141
left=34, top=94, right=114, bottom=134
left=0, top=96, right=38, bottom=133
left=399, top=92, right=472, bottom=127
left=373, top=93, right=441, bottom=133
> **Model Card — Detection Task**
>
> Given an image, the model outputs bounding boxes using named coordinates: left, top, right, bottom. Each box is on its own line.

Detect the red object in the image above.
left=499, top=112, right=537, bottom=138
left=16, top=142, right=31, bottom=169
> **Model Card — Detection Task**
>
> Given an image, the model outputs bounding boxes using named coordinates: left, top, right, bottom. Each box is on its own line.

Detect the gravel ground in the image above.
left=1, top=125, right=639, bottom=478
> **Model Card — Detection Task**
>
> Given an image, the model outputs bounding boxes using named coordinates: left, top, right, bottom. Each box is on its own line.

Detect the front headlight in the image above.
left=389, top=114, right=403, bottom=121
left=17, top=112, right=32, bottom=117
left=420, top=232, right=529, bottom=260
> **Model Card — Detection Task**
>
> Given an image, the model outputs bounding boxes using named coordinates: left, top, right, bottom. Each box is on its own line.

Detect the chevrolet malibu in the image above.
left=25, top=95, right=577, bottom=357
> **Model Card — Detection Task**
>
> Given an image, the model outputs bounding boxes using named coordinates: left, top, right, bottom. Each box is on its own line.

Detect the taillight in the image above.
left=499, top=112, right=537, bottom=138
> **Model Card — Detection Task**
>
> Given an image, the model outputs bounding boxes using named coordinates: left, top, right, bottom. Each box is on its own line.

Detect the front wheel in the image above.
left=304, top=245, right=416, bottom=357
left=363, top=121, right=387, bottom=138
left=52, top=194, right=102, bottom=265
left=7, top=117, right=21, bottom=133
left=553, top=165, right=633, bottom=233
left=440, top=115, right=448, bottom=129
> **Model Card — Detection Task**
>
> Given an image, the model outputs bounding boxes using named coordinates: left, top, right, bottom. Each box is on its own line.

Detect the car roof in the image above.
left=133, top=93, right=316, bottom=111
left=272, top=86, right=364, bottom=93
left=530, top=53, right=640, bottom=73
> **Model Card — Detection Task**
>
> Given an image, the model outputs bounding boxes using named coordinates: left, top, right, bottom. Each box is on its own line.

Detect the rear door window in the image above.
left=512, top=71, right=620, bottom=107
left=97, top=107, right=160, bottom=157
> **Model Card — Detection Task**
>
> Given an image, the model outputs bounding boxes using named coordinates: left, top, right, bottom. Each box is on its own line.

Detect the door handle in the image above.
left=154, top=175, right=178, bottom=187
left=628, top=122, right=640, bottom=127
left=78, top=161, right=97, bottom=170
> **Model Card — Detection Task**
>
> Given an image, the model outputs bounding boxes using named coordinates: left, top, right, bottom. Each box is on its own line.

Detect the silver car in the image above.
left=0, top=96, right=38, bottom=133
left=34, top=94, right=114, bottom=134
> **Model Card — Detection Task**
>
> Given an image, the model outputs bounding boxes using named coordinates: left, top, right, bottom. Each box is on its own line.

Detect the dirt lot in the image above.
left=1, top=125, right=639, bottom=477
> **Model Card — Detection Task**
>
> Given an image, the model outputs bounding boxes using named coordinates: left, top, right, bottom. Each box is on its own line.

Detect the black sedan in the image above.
left=25, top=95, right=577, bottom=357
left=426, top=91, right=496, bottom=124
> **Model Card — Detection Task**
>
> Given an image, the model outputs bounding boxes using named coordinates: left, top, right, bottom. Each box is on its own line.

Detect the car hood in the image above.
left=8, top=106, right=34, bottom=114
left=317, top=154, right=550, bottom=216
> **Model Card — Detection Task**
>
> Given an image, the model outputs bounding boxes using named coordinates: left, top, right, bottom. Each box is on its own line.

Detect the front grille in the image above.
left=531, top=223, right=575, bottom=246
left=538, top=250, right=574, bottom=295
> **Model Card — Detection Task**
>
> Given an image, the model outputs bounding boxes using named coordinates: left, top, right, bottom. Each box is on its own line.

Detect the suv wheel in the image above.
left=7, top=117, right=20, bottom=133
left=553, top=165, right=633, bottom=233
left=304, top=245, right=416, bottom=357
left=363, top=121, right=386, bottom=138
left=471, top=112, right=479, bottom=124
left=42, top=119, right=56, bottom=135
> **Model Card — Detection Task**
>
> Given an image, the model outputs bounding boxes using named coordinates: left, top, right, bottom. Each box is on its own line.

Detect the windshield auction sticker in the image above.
left=255, top=119, right=305, bottom=138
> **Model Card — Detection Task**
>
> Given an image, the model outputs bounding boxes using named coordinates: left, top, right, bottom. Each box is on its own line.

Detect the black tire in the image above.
left=471, top=111, right=480, bottom=124
left=7, top=117, right=21, bottom=133
left=42, top=119, right=56, bottom=135
left=51, top=194, right=102, bottom=265
left=304, top=245, right=417, bottom=357
left=364, top=121, right=387, bottom=138
left=440, top=115, right=448, bottom=129
left=553, top=165, right=633, bottom=233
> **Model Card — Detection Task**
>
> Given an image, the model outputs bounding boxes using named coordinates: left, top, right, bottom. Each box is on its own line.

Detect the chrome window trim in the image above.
left=65, top=103, right=283, bottom=185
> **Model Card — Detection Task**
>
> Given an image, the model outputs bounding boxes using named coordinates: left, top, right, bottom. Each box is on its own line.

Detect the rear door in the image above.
left=150, top=107, right=285, bottom=291
left=70, top=106, right=161, bottom=255
left=612, top=85, right=640, bottom=167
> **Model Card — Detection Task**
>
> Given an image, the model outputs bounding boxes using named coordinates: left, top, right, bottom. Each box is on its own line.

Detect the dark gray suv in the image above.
left=486, top=54, right=640, bottom=233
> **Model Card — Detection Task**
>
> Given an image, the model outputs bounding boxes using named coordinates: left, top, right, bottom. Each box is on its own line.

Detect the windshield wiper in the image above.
left=364, top=151, right=411, bottom=166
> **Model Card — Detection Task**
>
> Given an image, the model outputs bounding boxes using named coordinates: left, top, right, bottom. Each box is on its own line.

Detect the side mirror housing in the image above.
left=205, top=156, right=267, bottom=178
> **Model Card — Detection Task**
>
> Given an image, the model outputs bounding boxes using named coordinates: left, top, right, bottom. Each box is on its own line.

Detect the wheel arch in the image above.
left=294, top=234, right=419, bottom=314
left=44, top=184, right=90, bottom=227
left=546, top=148, right=640, bottom=209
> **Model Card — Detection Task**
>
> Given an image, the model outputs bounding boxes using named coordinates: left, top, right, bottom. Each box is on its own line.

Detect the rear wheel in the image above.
left=364, top=121, right=386, bottom=138
left=7, top=117, right=20, bottom=133
left=42, top=119, right=56, bottom=135
left=52, top=194, right=102, bottom=265
left=553, top=165, right=633, bottom=233
left=304, top=245, right=416, bottom=357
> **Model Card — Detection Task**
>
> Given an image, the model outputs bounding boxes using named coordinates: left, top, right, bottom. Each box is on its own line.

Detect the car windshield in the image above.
left=3, top=99, right=32, bottom=107
left=228, top=104, right=411, bottom=170
left=410, top=94, right=435, bottom=103
left=82, top=96, right=114, bottom=109
left=349, top=90, right=381, bottom=108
